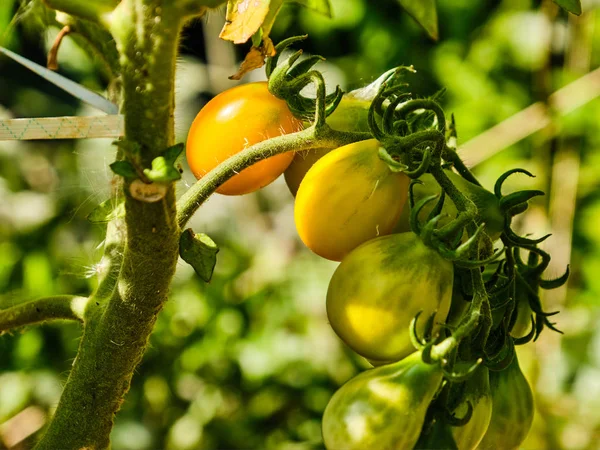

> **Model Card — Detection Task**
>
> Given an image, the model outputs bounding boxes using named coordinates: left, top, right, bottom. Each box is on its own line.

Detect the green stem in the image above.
left=42, top=0, right=118, bottom=24
left=0, top=296, right=88, bottom=333
left=176, top=127, right=371, bottom=228
left=35, top=3, right=185, bottom=448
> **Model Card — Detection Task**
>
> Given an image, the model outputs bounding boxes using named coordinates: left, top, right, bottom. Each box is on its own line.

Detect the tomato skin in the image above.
left=294, top=139, right=410, bottom=261
left=478, top=356, right=534, bottom=450
left=451, top=366, right=493, bottom=450
left=284, top=96, right=371, bottom=196
left=509, top=294, right=534, bottom=338
left=326, top=232, right=453, bottom=361
left=322, top=352, right=443, bottom=450
left=186, top=82, right=302, bottom=195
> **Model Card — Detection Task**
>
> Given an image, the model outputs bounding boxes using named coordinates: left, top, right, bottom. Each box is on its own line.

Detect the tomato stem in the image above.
left=176, top=126, right=372, bottom=229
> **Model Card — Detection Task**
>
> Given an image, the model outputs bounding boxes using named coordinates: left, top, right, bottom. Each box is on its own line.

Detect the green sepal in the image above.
left=87, top=198, right=125, bottom=223
left=378, top=146, right=409, bottom=172
left=110, top=161, right=138, bottom=179
left=143, top=143, right=184, bottom=182
left=179, top=229, right=219, bottom=282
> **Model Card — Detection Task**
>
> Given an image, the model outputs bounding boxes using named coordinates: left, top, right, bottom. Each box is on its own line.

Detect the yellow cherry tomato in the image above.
left=186, top=82, right=302, bottom=195
left=294, top=139, right=409, bottom=261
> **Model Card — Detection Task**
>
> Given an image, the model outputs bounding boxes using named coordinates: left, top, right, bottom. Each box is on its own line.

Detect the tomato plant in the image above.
left=294, top=139, right=410, bottom=261
left=186, top=81, right=303, bottom=195
left=326, top=232, right=453, bottom=361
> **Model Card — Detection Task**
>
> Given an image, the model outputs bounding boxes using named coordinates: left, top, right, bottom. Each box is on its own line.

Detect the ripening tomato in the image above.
left=322, top=352, right=443, bottom=450
left=294, top=139, right=410, bottom=261
left=451, top=366, right=493, bottom=450
left=478, top=356, right=534, bottom=450
left=186, top=82, right=302, bottom=195
left=326, top=232, right=453, bottom=362
left=284, top=95, right=371, bottom=196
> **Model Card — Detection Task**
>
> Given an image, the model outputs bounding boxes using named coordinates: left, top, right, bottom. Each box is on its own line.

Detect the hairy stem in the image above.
left=0, top=296, right=87, bottom=334
left=177, top=127, right=371, bottom=228
left=35, top=3, right=185, bottom=448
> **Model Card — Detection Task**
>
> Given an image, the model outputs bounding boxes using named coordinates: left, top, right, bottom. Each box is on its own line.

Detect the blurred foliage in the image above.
left=1, top=0, right=600, bottom=449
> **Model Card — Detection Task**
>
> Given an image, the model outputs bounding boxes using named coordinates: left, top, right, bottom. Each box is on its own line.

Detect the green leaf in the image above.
left=288, top=0, right=332, bottom=17
left=162, top=143, right=184, bottom=164
left=179, top=229, right=219, bottom=282
left=552, top=0, right=582, bottom=15
left=110, top=161, right=138, bottom=179
left=143, top=144, right=184, bottom=182
left=397, top=0, right=438, bottom=41
left=87, top=198, right=125, bottom=223
left=143, top=157, right=182, bottom=182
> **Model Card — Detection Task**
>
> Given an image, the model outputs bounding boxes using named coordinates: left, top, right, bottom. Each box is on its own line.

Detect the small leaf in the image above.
left=110, top=161, right=138, bottom=179
left=220, top=0, right=271, bottom=44
left=179, top=229, right=219, bottom=282
left=87, top=198, right=125, bottom=223
left=163, top=143, right=184, bottom=164
left=143, top=156, right=182, bottom=182
left=397, top=0, right=438, bottom=41
left=289, top=0, right=332, bottom=17
left=552, top=0, right=582, bottom=15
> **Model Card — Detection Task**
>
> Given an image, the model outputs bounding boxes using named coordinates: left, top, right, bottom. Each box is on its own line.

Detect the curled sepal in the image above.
left=442, top=358, right=483, bottom=383
left=286, top=55, right=325, bottom=79
left=451, top=224, right=486, bottom=259
left=539, top=265, right=570, bottom=290
left=504, top=226, right=551, bottom=246
left=499, top=190, right=545, bottom=213
left=427, top=190, right=446, bottom=223
left=507, top=202, right=529, bottom=217
left=494, top=168, right=535, bottom=198
left=420, top=214, right=446, bottom=249
left=485, top=338, right=515, bottom=372
left=513, top=316, right=536, bottom=345
left=410, top=194, right=438, bottom=235
left=408, top=179, right=424, bottom=209
left=179, top=229, right=219, bottom=282
left=454, top=248, right=505, bottom=269
left=403, top=146, right=432, bottom=178
left=410, top=311, right=426, bottom=350
left=445, top=402, right=474, bottom=427
left=383, top=93, right=411, bottom=134
left=378, top=146, right=409, bottom=172
left=265, top=35, right=307, bottom=77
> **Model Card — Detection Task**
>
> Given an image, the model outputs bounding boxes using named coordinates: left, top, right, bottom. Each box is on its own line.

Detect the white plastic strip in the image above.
left=0, top=115, right=124, bottom=140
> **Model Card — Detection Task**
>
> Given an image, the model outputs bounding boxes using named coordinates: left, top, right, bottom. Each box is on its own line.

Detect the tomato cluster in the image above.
left=186, top=75, right=552, bottom=450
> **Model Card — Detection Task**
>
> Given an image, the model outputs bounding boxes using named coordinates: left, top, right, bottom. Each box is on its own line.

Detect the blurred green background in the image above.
left=0, top=0, right=599, bottom=449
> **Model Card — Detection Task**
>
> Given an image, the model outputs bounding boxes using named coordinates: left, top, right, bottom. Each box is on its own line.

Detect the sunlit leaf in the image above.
left=289, top=0, right=332, bottom=17
left=552, top=0, right=582, bottom=15
left=397, top=0, right=438, bottom=41
left=220, top=0, right=271, bottom=44
left=87, top=198, right=125, bottom=223
left=179, top=229, right=219, bottom=283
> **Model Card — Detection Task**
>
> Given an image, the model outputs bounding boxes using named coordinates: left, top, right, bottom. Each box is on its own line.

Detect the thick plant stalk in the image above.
left=35, top=2, right=183, bottom=448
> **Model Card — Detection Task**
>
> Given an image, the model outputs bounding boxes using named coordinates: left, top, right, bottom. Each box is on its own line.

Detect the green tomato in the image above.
left=478, top=356, right=534, bottom=450
left=284, top=95, right=371, bottom=196
left=322, top=352, right=443, bottom=450
left=451, top=366, right=493, bottom=450
left=327, top=232, right=453, bottom=362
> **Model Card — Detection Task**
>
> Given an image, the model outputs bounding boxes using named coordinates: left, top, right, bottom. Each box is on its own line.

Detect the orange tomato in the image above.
left=186, top=82, right=302, bottom=195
